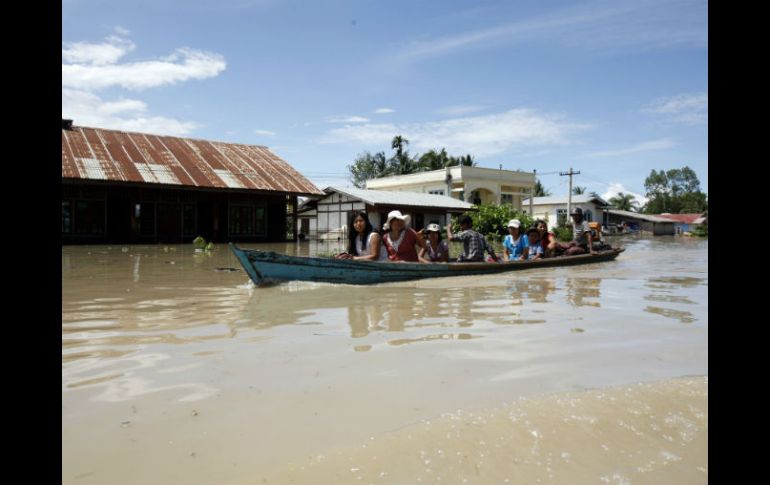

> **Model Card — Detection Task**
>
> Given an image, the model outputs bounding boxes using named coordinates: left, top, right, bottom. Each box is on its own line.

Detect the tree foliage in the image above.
left=642, top=166, right=708, bottom=214
left=608, top=192, right=640, bottom=211
left=347, top=135, right=477, bottom=187
left=533, top=179, right=551, bottom=197
left=572, top=186, right=586, bottom=195
left=450, top=204, right=533, bottom=242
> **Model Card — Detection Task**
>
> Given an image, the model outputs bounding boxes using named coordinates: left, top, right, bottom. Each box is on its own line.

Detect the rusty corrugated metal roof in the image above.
left=62, top=124, right=323, bottom=195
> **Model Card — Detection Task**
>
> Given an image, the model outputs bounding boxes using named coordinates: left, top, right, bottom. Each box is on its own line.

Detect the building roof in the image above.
left=655, top=213, right=704, bottom=224
left=606, top=209, right=674, bottom=223
left=61, top=123, right=323, bottom=196
left=326, top=186, right=475, bottom=210
left=522, top=194, right=611, bottom=206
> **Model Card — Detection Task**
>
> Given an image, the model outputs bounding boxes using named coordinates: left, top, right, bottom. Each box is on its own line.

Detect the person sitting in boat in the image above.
left=525, top=227, right=544, bottom=260
left=535, top=219, right=557, bottom=258
left=502, top=219, right=529, bottom=261
left=337, top=210, right=389, bottom=261
left=419, top=223, right=449, bottom=263
left=381, top=210, right=426, bottom=262
left=556, top=207, right=597, bottom=256
left=446, top=214, right=500, bottom=263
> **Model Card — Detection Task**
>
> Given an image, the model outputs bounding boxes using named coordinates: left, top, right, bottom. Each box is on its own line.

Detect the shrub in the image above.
left=450, top=203, right=534, bottom=242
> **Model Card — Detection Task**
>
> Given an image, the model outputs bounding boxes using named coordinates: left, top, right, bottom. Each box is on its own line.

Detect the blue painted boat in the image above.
left=230, top=243, right=625, bottom=286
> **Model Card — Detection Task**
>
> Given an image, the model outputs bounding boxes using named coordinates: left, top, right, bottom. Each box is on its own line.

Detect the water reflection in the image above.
left=642, top=275, right=705, bottom=323
left=565, top=277, right=602, bottom=308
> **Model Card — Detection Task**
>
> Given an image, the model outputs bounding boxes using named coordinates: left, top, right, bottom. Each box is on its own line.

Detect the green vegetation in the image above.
left=553, top=225, right=573, bottom=242
left=193, top=236, right=215, bottom=251
left=642, top=166, right=708, bottom=214
left=608, top=192, right=640, bottom=211
left=533, top=178, right=551, bottom=197
left=691, top=224, right=708, bottom=238
left=450, top=203, right=533, bottom=242
left=348, top=136, right=476, bottom=188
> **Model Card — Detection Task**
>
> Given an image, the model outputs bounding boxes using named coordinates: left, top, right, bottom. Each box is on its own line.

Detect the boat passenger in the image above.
left=525, top=227, right=544, bottom=260
left=535, top=219, right=557, bottom=258
left=381, top=210, right=426, bottom=262
left=446, top=214, right=500, bottom=263
left=339, top=211, right=388, bottom=261
left=418, top=223, right=449, bottom=263
left=502, top=219, right=529, bottom=261
left=556, top=207, right=597, bottom=256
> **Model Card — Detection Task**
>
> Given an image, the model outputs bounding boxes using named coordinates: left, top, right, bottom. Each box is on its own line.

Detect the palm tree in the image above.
left=533, top=179, right=551, bottom=197
left=608, top=192, right=639, bottom=211
left=572, top=186, right=586, bottom=195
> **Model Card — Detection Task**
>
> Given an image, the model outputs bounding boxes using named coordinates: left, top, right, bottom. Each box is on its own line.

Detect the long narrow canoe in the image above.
left=230, top=243, right=625, bottom=286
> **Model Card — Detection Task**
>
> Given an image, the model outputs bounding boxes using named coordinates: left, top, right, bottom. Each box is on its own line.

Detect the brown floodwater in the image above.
left=62, top=235, right=707, bottom=484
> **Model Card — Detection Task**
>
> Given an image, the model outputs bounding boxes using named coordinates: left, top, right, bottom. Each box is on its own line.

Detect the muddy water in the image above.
left=62, top=236, right=707, bottom=484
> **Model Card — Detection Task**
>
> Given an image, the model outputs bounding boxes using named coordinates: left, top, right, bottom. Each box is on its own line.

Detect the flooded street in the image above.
left=62, top=236, right=707, bottom=484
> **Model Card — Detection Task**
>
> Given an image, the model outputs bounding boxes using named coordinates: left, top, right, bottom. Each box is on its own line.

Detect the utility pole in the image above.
left=560, top=167, right=580, bottom=223
left=529, top=169, right=536, bottom=218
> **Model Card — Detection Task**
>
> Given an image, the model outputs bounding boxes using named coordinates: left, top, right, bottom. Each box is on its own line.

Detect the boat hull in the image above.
left=230, top=243, right=625, bottom=286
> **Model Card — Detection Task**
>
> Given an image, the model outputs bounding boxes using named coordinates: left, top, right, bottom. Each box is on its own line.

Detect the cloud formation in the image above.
left=321, top=108, right=590, bottom=157
left=582, top=138, right=676, bottom=158
left=62, top=33, right=226, bottom=135
left=643, top=93, right=708, bottom=125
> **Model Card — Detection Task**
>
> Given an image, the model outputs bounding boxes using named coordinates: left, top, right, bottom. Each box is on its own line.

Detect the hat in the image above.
left=507, top=219, right=521, bottom=229
left=425, top=223, right=441, bottom=233
left=526, top=226, right=539, bottom=235
left=382, top=210, right=411, bottom=231
left=570, top=207, right=583, bottom=216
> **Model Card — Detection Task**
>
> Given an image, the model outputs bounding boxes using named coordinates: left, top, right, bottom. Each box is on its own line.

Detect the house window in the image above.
left=182, top=204, right=196, bottom=236
left=229, top=204, right=266, bottom=236
left=556, top=209, right=568, bottom=227
left=501, top=194, right=513, bottom=205
left=584, top=209, right=593, bottom=222
left=74, top=200, right=105, bottom=234
left=136, top=202, right=156, bottom=236
left=429, top=190, right=445, bottom=195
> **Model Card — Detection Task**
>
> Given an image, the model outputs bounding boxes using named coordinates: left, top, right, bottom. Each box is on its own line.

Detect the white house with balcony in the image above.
left=365, top=166, right=535, bottom=210
left=522, top=194, right=611, bottom=228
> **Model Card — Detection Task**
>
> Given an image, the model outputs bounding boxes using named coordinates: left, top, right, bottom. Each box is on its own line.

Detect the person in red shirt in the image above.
left=380, top=210, right=426, bottom=262
left=535, top=219, right=557, bottom=258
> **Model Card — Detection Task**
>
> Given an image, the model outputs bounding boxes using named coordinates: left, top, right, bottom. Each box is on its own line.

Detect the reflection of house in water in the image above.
left=565, top=278, right=602, bottom=308
left=506, top=278, right=556, bottom=304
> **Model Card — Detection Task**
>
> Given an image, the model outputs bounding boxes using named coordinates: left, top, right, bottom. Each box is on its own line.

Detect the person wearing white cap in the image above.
left=380, top=210, right=426, bottom=262
left=418, top=223, right=449, bottom=263
left=502, top=218, right=529, bottom=261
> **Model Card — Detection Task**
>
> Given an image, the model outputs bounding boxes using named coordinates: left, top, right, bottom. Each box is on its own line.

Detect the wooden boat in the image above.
left=230, top=243, right=625, bottom=286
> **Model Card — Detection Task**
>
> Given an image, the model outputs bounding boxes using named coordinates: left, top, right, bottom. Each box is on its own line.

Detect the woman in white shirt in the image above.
left=343, top=211, right=388, bottom=261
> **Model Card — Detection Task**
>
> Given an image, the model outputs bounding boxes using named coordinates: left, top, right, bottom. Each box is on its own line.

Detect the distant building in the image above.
left=656, top=213, right=707, bottom=234
left=297, top=186, right=475, bottom=240
left=605, top=210, right=676, bottom=235
left=364, top=166, right=535, bottom=209
left=522, top=194, right=611, bottom=228
left=62, top=120, right=323, bottom=244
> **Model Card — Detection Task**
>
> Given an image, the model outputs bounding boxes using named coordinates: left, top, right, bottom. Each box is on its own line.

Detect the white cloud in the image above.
left=62, top=88, right=201, bottom=136
left=373, top=108, right=395, bottom=114
left=437, top=105, right=485, bottom=116
left=254, top=129, right=276, bottom=136
left=62, top=36, right=136, bottom=66
left=114, top=26, right=131, bottom=36
left=320, top=108, right=590, bottom=157
left=393, top=0, right=706, bottom=63
left=63, top=46, right=226, bottom=91
left=327, top=115, right=370, bottom=123
left=62, top=33, right=226, bottom=136
left=643, top=93, right=708, bottom=125
left=602, top=183, right=647, bottom=207
left=582, top=138, right=676, bottom=158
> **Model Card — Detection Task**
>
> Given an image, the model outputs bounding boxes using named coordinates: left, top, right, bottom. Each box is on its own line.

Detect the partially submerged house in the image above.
left=521, top=194, right=611, bottom=228
left=605, top=209, right=676, bottom=235
left=655, top=213, right=708, bottom=234
left=364, top=166, right=535, bottom=209
left=297, top=186, right=475, bottom=240
left=62, top=120, right=323, bottom=244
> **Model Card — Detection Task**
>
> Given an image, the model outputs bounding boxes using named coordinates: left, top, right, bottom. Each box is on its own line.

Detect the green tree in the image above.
left=347, top=151, right=389, bottom=188
left=533, top=179, right=551, bottom=197
left=450, top=204, right=533, bottom=242
left=417, top=148, right=451, bottom=171
left=572, top=186, right=586, bottom=195
left=608, top=192, right=639, bottom=211
left=642, top=166, right=707, bottom=214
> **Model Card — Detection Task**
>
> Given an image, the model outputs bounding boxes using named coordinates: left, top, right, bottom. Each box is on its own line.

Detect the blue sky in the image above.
left=62, top=0, right=708, bottom=204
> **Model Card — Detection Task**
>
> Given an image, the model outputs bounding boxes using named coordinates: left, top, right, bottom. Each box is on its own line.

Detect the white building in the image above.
left=365, top=166, right=535, bottom=209
left=297, top=186, right=474, bottom=240
left=522, top=194, right=611, bottom=228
